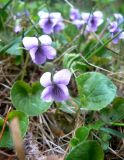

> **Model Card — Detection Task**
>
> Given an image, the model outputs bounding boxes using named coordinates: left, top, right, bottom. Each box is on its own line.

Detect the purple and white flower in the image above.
left=40, top=69, right=72, bottom=102
left=81, top=11, right=103, bottom=32
left=70, top=8, right=81, bottom=21
left=38, top=11, right=64, bottom=34
left=22, top=35, right=56, bottom=64
left=108, top=20, right=124, bottom=44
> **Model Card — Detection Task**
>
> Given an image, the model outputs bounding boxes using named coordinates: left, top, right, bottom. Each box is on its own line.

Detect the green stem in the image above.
left=21, top=53, right=30, bottom=80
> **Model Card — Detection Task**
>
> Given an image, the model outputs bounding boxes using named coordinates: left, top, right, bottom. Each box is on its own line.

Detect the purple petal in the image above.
left=39, top=35, right=52, bottom=45
left=40, top=72, right=52, bottom=87
left=14, top=25, right=22, bottom=33
left=53, top=22, right=65, bottom=32
left=53, top=69, right=71, bottom=85
left=70, top=8, right=80, bottom=20
left=22, top=37, right=38, bottom=50
left=39, top=18, right=54, bottom=34
left=29, top=47, right=46, bottom=64
left=52, top=84, right=70, bottom=102
left=42, top=46, right=56, bottom=60
left=41, top=86, right=53, bottom=102
left=108, top=21, right=118, bottom=32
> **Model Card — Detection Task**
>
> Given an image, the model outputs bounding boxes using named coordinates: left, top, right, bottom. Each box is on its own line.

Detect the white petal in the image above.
left=40, top=72, right=52, bottom=87
left=119, top=32, right=124, bottom=39
left=81, top=12, right=90, bottom=22
left=22, top=37, right=38, bottom=50
left=93, top=11, right=103, bottom=18
left=39, top=35, right=52, bottom=45
left=38, top=11, right=49, bottom=18
left=53, top=69, right=72, bottom=85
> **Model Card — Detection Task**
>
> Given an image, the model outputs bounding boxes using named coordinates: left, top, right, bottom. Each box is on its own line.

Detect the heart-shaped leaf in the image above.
left=11, top=81, right=52, bottom=116
left=76, top=72, right=117, bottom=110
left=66, top=140, right=104, bottom=160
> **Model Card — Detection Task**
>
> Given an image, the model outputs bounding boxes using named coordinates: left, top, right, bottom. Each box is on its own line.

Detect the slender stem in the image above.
left=21, top=53, right=30, bottom=80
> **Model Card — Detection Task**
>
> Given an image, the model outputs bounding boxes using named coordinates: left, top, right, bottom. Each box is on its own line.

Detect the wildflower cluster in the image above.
left=22, top=8, right=124, bottom=103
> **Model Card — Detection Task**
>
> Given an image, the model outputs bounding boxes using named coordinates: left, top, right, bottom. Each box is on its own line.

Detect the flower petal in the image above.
left=70, top=8, right=80, bottom=20
left=50, top=12, right=62, bottom=24
left=39, top=35, right=52, bottom=45
left=53, top=22, right=65, bottom=32
left=53, top=69, right=71, bottom=85
left=81, top=12, right=90, bottom=22
left=22, top=37, right=38, bottom=50
left=42, top=46, right=56, bottom=60
left=52, top=84, right=70, bottom=102
left=119, top=32, right=124, bottom=39
left=41, top=86, right=53, bottom=102
left=29, top=47, right=46, bottom=64
left=40, top=72, right=52, bottom=87
left=93, top=11, right=103, bottom=19
left=38, top=11, right=49, bottom=18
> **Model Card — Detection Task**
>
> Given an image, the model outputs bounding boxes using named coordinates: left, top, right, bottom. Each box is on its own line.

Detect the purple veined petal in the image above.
left=93, top=11, right=103, bottom=19
left=40, top=72, right=52, bottom=87
left=70, top=8, right=80, bottom=20
left=22, top=37, right=38, bottom=50
left=52, top=84, right=70, bottom=102
left=38, top=11, right=49, bottom=18
left=81, top=12, right=90, bottom=22
left=119, top=32, right=124, bottom=39
left=39, top=35, right=52, bottom=45
left=42, top=46, right=56, bottom=60
left=108, top=21, right=118, bottom=33
left=29, top=47, right=46, bottom=64
left=53, top=69, right=71, bottom=85
left=39, top=18, right=54, bottom=34
left=72, top=20, right=84, bottom=29
left=53, top=22, right=65, bottom=32
left=41, top=86, right=53, bottom=102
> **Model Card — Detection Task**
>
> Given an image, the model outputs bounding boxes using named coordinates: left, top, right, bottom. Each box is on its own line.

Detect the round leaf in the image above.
left=66, top=140, right=104, bottom=160
left=76, top=72, right=116, bottom=110
left=11, top=81, right=52, bottom=116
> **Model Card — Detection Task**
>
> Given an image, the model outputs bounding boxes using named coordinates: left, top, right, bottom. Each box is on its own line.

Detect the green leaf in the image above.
left=0, top=110, right=29, bottom=148
left=6, top=42, right=22, bottom=56
left=75, top=126, right=89, bottom=142
left=100, top=97, right=124, bottom=123
left=100, top=127, right=124, bottom=139
left=66, top=140, right=104, bottom=160
left=76, top=72, right=117, bottom=111
left=11, top=81, right=52, bottom=116
left=70, top=137, right=79, bottom=147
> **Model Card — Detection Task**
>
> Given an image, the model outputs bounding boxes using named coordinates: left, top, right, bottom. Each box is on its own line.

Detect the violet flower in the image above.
left=72, top=19, right=84, bottom=30
left=108, top=20, right=124, bottom=44
left=40, top=69, right=72, bottom=102
left=38, top=11, right=64, bottom=34
left=22, top=35, right=56, bottom=64
left=70, top=8, right=81, bottom=21
left=81, top=11, right=103, bottom=32
left=14, top=25, right=22, bottom=33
